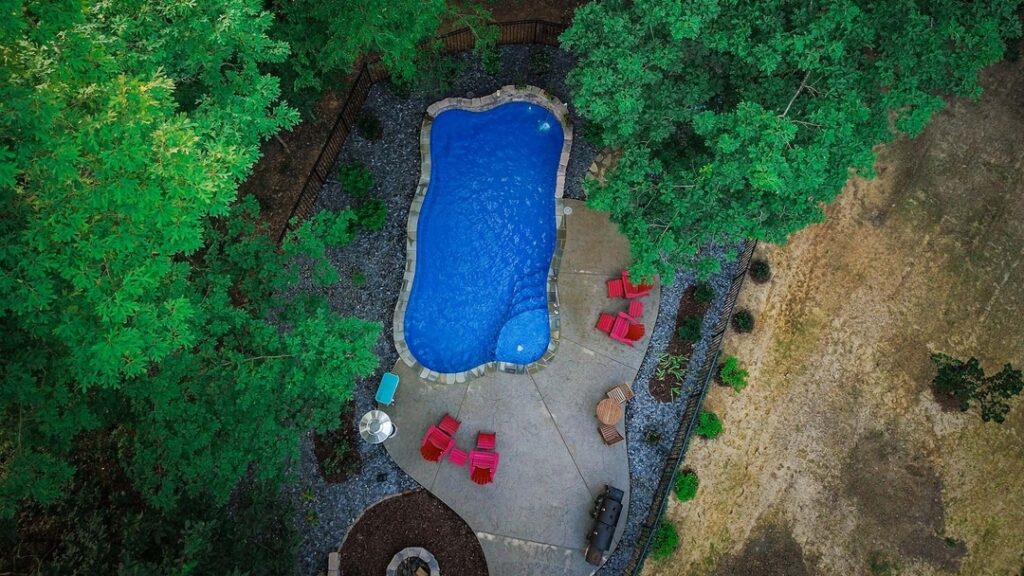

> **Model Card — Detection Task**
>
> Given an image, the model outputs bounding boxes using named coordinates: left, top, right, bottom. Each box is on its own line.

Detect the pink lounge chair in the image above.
left=420, top=425, right=454, bottom=462
left=477, top=431, right=496, bottom=451
left=596, top=312, right=615, bottom=334
left=469, top=450, right=500, bottom=485
left=627, top=299, right=643, bottom=321
left=439, top=413, right=461, bottom=436
left=607, top=279, right=624, bottom=298
left=622, top=271, right=653, bottom=299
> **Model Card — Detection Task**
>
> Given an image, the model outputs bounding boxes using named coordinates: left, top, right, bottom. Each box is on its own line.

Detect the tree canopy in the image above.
left=0, top=0, right=377, bottom=519
left=562, top=0, right=1023, bottom=278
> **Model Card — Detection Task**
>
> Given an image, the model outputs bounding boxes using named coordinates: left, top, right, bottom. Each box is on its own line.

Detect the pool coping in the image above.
left=392, top=85, right=574, bottom=384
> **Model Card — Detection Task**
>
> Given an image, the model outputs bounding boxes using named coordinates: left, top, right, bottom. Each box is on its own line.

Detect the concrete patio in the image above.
left=384, top=200, right=659, bottom=576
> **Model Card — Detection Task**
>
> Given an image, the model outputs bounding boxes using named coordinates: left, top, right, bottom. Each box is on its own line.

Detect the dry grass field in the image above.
left=645, top=53, right=1024, bottom=576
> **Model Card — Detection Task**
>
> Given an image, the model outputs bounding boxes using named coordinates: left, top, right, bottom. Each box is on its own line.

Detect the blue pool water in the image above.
left=404, top=102, right=563, bottom=373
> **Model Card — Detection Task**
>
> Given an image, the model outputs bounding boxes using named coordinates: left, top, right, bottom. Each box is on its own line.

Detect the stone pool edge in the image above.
left=391, top=85, right=573, bottom=384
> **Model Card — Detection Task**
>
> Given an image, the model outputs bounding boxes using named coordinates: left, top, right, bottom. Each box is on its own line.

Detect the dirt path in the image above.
left=646, top=54, right=1024, bottom=576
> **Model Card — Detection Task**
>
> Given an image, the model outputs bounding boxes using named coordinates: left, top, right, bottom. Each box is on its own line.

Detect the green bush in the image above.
left=655, top=353, right=689, bottom=384
left=351, top=270, right=366, bottom=287
left=931, top=352, right=1023, bottom=423
left=650, top=521, right=680, bottom=561
left=674, top=470, right=699, bottom=502
left=732, top=308, right=755, bottom=333
left=749, top=259, right=772, bottom=283
left=692, top=281, right=714, bottom=305
left=338, top=162, right=374, bottom=198
left=480, top=46, right=503, bottom=75
left=529, top=49, right=553, bottom=76
left=676, top=315, right=702, bottom=344
left=719, top=356, right=749, bottom=393
left=355, top=199, right=387, bottom=231
left=355, top=113, right=382, bottom=140
left=694, top=410, right=723, bottom=439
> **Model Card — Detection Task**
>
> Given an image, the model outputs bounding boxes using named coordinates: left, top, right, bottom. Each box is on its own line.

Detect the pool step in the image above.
left=508, top=270, right=549, bottom=316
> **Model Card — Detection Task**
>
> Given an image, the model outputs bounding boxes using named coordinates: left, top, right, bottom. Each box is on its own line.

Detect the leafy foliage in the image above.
left=268, top=1, right=497, bottom=113
left=732, top=308, right=755, bottom=333
left=674, top=470, right=700, bottom=502
left=0, top=0, right=379, bottom=524
left=529, top=48, right=554, bottom=77
left=356, top=112, right=383, bottom=140
left=931, top=353, right=1023, bottom=423
left=355, top=199, right=388, bottom=231
left=339, top=162, right=375, bottom=199
left=562, top=0, right=1023, bottom=278
left=719, top=355, right=749, bottom=393
left=749, top=259, right=772, bottom=283
left=655, top=353, right=689, bottom=384
left=692, top=281, right=715, bottom=306
left=677, top=315, right=703, bottom=344
left=695, top=410, right=723, bottom=439
left=651, top=520, right=680, bottom=561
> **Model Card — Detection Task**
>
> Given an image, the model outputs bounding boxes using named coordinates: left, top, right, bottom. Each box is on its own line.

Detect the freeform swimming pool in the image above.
left=402, top=98, right=567, bottom=374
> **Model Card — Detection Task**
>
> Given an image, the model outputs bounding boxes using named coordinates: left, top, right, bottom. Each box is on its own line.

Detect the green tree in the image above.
left=0, top=0, right=377, bottom=521
left=931, top=353, right=1023, bottom=423
left=562, top=0, right=1022, bottom=279
left=268, top=0, right=497, bottom=113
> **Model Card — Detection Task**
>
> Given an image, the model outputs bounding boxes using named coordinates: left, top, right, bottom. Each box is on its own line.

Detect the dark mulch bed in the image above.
left=648, top=286, right=711, bottom=403
left=338, top=489, right=487, bottom=576
left=313, top=403, right=362, bottom=483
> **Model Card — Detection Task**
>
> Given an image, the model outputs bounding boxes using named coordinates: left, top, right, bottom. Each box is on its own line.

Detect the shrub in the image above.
left=674, top=470, right=699, bottom=502
left=529, top=49, right=553, bottom=76
left=355, top=199, right=387, bottom=231
left=480, top=46, right=502, bottom=75
left=644, top=429, right=662, bottom=445
left=931, top=352, right=1023, bottom=423
left=676, top=315, right=702, bottom=344
left=732, top=308, right=754, bottom=333
left=749, top=259, right=772, bottom=283
left=692, top=281, right=714, bottom=305
left=655, top=353, right=689, bottom=384
left=694, top=410, right=723, bottom=439
left=351, top=270, right=366, bottom=287
left=338, top=162, right=374, bottom=199
left=355, top=113, right=382, bottom=140
left=719, top=356, right=749, bottom=393
left=650, top=521, right=680, bottom=561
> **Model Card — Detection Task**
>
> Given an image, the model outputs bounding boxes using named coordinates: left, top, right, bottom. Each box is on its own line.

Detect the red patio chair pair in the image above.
left=606, top=270, right=654, bottom=299
left=420, top=413, right=460, bottom=462
left=596, top=312, right=645, bottom=346
left=469, top=432, right=500, bottom=485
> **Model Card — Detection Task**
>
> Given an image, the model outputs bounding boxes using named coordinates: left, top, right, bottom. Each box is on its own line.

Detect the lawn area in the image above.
left=646, top=54, right=1024, bottom=575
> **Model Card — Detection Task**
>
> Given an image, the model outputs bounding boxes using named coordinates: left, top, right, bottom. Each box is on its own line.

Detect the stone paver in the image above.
left=385, top=203, right=658, bottom=575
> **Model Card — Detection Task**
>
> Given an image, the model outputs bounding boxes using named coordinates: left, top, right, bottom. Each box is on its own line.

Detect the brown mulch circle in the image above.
left=338, top=489, right=487, bottom=576
left=649, top=287, right=709, bottom=403
left=313, top=402, right=362, bottom=483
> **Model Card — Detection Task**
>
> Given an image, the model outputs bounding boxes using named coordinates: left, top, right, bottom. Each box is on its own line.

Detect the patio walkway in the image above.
left=384, top=200, right=659, bottom=576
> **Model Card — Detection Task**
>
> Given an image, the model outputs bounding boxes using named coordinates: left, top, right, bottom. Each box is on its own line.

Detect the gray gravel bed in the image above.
left=285, top=44, right=737, bottom=576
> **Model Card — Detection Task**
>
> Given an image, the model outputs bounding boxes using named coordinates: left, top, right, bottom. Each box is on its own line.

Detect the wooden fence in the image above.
left=277, top=19, right=566, bottom=242
left=622, top=241, right=758, bottom=575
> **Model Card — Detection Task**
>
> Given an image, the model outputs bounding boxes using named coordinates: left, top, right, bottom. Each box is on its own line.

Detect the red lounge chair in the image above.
left=622, top=271, right=653, bottom=298
left=448, top=447, right=468, bottom=467
left=439, top=413, right=461, bottom=436
left=596, top=312, right=614, bottom=334
left=420, top=425, right=454, bottom=462
left=607, top=279, right=624, bottom=298
left=627, top=299, right=643, bottom=320
left=469, top=450, right=500, bottom=485
left=477, top=431, right=496, bottom=451
left=610, top=313, right=645, bottom=346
